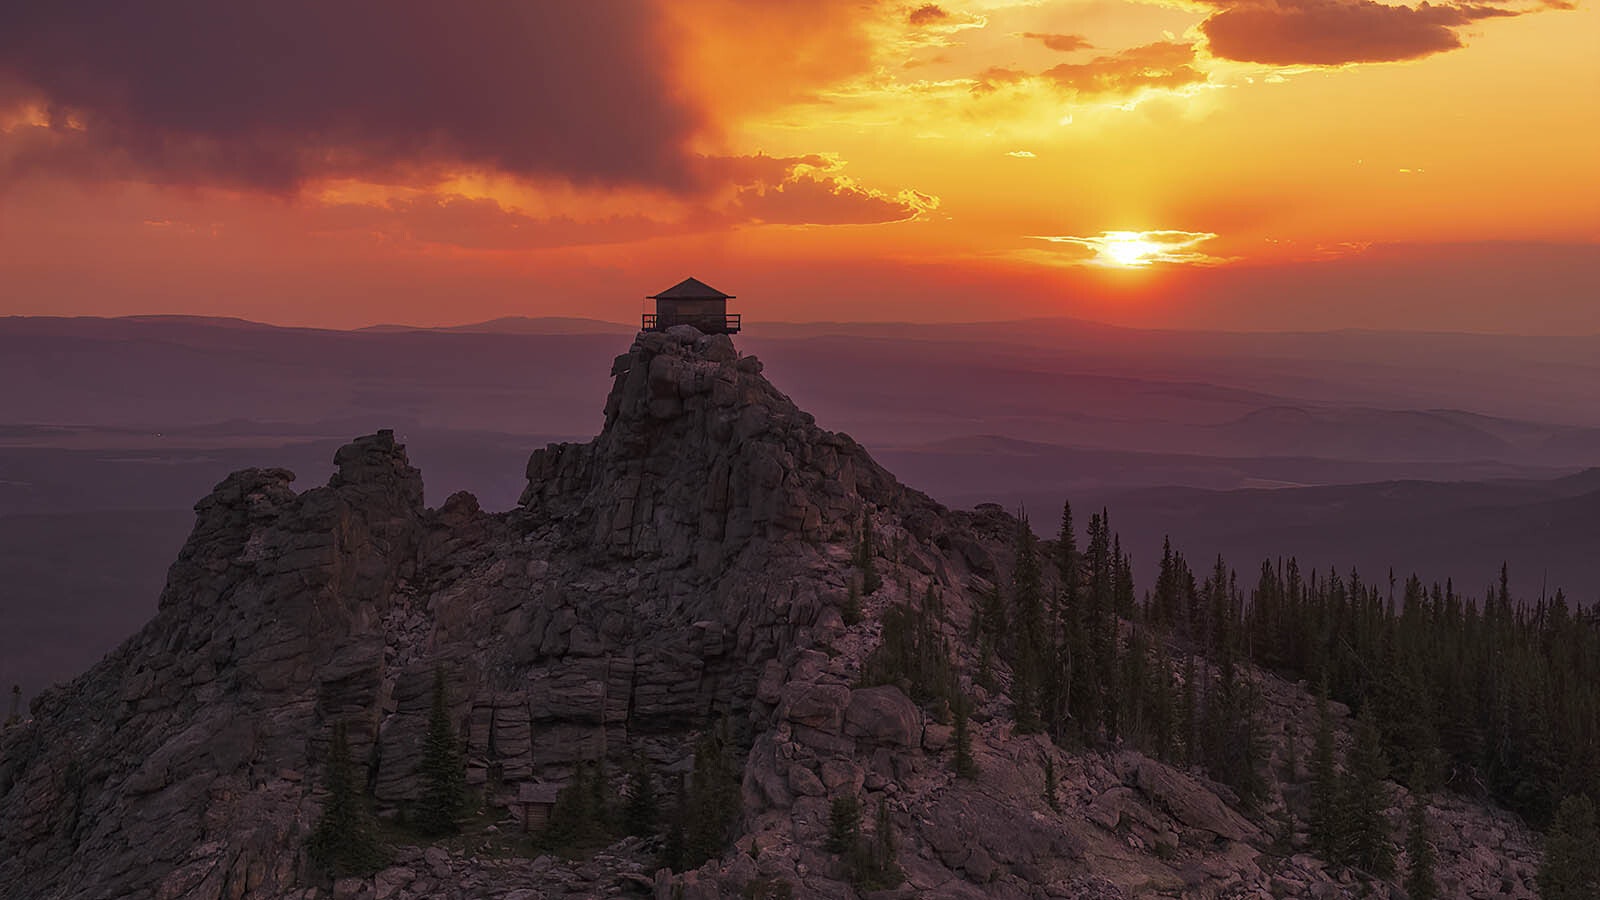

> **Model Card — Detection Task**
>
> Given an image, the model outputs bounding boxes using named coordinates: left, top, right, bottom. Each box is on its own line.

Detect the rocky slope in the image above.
left=0, top=327, right=1542, bottom=900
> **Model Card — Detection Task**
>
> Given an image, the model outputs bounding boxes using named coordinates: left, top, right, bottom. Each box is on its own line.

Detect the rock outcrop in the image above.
left=0, top=328, right=1544, bottom=900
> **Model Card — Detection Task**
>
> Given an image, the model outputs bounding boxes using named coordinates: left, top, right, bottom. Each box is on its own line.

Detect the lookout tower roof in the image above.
left=646, top=277, right=735, bottom=301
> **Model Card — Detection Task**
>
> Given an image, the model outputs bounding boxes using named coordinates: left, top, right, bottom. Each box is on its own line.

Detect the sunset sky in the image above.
left=1, top=0, right=1596, bottom=331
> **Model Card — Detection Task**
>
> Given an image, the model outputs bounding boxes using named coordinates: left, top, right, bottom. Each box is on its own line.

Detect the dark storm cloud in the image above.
left=0, top=1, right=703, bottom=190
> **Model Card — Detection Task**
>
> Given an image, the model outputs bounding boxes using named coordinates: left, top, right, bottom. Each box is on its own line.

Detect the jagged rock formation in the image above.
left=0, top=327, right=1543, bottom=900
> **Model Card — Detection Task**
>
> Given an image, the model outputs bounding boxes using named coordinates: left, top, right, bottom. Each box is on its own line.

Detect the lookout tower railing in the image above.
left=642, top=312, right=741, bottom=334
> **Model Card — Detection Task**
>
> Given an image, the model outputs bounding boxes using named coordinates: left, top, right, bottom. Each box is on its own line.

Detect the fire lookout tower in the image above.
left=642, top=277, right=740, bottom=334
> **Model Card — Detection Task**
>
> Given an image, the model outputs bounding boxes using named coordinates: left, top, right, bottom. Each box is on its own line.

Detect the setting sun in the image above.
left=1100, top=234, right=1165, bottom=268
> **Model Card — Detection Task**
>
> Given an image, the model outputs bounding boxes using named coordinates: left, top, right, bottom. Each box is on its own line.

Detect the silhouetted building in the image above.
left=518, top=782, right=559, bottom=832
left=643, top=277, right=740, bottom=334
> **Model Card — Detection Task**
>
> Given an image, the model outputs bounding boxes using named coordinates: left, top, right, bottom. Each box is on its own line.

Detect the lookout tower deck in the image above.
left=643, top=277, right=740, bottom=334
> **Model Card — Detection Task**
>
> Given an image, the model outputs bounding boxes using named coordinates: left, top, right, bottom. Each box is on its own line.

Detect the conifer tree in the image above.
left=1309, top=682, right=1340, bottom=857
left=1180, top=653, right=1200, bottom=767
left=1403, top=790, right=1438, bottom=900
left=840, top=580, right=864, bottom=626
left=1086, top=511, right=1119, bottom=737
left=415, top=667, right=466, bottom=837
left=1146, top=641, right=1177, bottom=762
left=826, top=795, right=861, bottom=854
left=685, top=722, right=740, bottom=866
left=544, top=764, right=592, bottom=850
left=1011, top=513, right=1046, bottom=733
left=1539, top=795, right=1600, bottom=900
left=586, top=759, right=613, bottom=836
left=1151, top=538, right=1179, bottom=627
left=952, top=695, right=978, bottom=779
left=1058, top=501, right=1108, bottom=744
left=1199, top=664, right=1267, bottom=806
left=659, top=774, right=690, bottom=872
left=1055, top=501, right=1080, bottom=613
left=307, top=722, right=386, bottom=876
left=856, top=516, right=882, bottom=595
left=1012, top=662, right=1042, bottom=735
left=1043, top=754, right=1059, bottom=811
left=623, top=756, right=659, bottom=838
left=1338, top=717, right=1394, bottom=875
left=864, top=799, right=904, bottom=888
left=1120, top=626, right=1149, bottom=746
left=861, top=600, right=956, bottom=710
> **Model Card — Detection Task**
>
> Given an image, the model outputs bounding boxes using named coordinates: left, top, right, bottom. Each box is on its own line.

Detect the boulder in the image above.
left=843, top=686, right=923, bottom=747
left=1128, top=757, right=1261, bottom=843
left=784, top=683, right=852, bottom=733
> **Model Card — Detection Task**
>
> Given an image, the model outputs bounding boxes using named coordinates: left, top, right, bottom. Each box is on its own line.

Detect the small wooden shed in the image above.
left=518, top=782, right=560, bottom=832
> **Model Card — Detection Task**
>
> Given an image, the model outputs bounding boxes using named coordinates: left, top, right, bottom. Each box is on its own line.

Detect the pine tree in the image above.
left=685, top=722, right=740, bottom=867
left=623, top=756, right=660, bottom=837
left=1146, top=641, right=1177, bottom=762
left=952, top=695, right=978, bottom=779
left=1539, top=795, right=1600, bottom=900
left=1043, top=754, right=1059, bottom=810
left=1012, top=662, right=1041, bottom=734
left=856, top=516, right=882, bottom=595
left=826, top=795, right=861, bottom=854
left=585, top=759, right=613, bottom=839
left=1180, top=654, right=1200, bottom=767
left=415, top=667, right=466, bottom=837
left=1086, top=511, right=1119, bottom=737
left=307, top=722, right=386, bottom=876
left=1338, top=717, right=1394, bottom=875
left=1199, top=664, right=1267, bottom=807
left=1152, top=537, right=1178, bottom=626
left=864, top=799, right=904, bottom=888
left=1011, top=514, right=1045, bottom=734
left=544, top=764, right=591, bottom=850
left=659, top=774, right=690, bottom=872
left=840, top=580, right=864, bottom=626
left=1309, top=682, right=1339, bottom=857
left=1403, top=790, right=1438, bottom=900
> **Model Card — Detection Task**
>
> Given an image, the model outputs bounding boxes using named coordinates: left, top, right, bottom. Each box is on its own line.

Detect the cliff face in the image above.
left=0, top=329, right=1542, bottom=900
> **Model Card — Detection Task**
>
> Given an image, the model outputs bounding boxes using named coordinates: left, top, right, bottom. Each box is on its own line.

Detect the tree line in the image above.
left=964, top=500, right=1600, bottom=897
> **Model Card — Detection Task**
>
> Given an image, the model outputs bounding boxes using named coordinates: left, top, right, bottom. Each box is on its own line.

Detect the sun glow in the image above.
left=1100, top=233, right=1164, bottom=267
left=1027, top=230, right=1227, bottom=268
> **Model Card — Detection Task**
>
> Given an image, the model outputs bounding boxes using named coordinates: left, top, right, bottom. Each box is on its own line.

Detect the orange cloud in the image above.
left=908, top=4, right=951, bottom=26
left=315, top=195, right=683, bottom=252
left=1199, top=0, right=1550, bottom=65
left=1043, top=42, right=1207, bottom=96
left=732, top=174, right=939, bottom=225
left=1020, top=32, right=1095, bottom=52
left=658, top=0, right=884, bottom=128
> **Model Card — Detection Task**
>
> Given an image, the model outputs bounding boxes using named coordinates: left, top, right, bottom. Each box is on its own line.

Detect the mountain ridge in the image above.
left=0, top=329, right=1548, bottom=900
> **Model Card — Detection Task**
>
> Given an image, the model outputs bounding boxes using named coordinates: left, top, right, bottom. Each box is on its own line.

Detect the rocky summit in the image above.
left=0, top=328, right=1541, bottom=900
